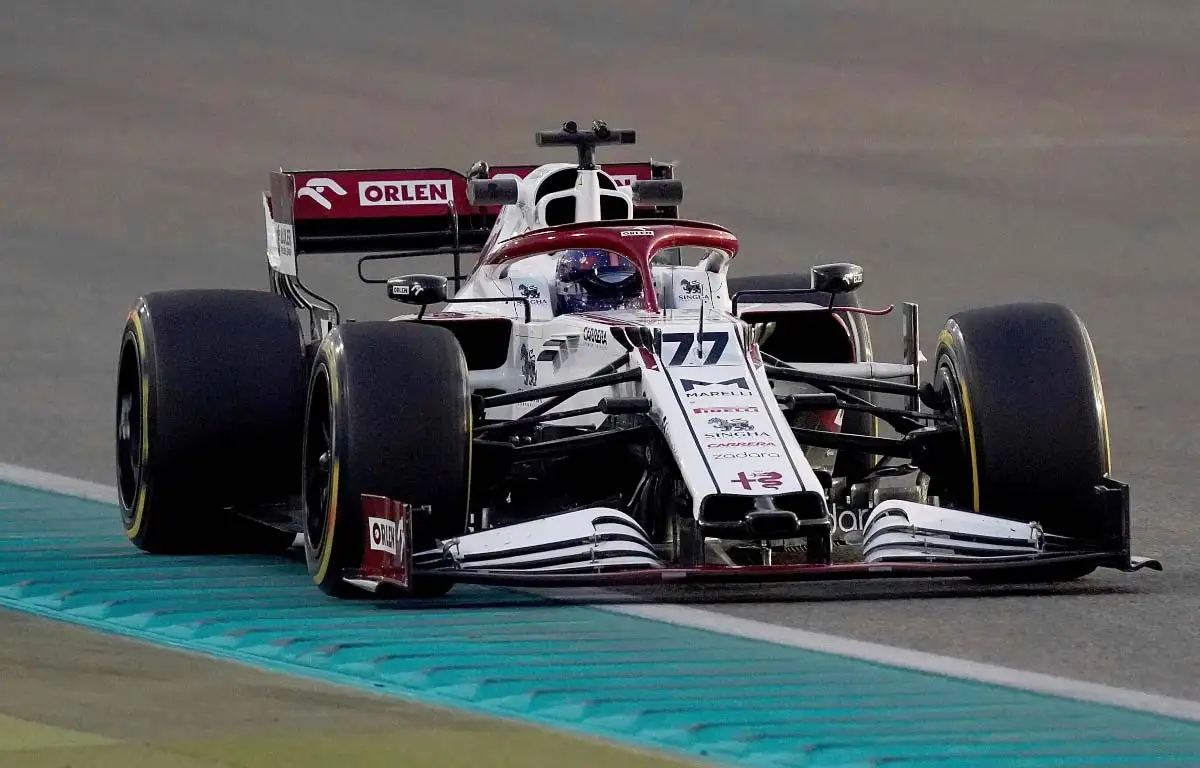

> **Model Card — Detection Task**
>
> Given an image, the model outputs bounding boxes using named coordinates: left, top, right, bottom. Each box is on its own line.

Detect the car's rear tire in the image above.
left=930, top=302, right=1112, bottom=581
left=115, top=290, right=307, bottom=554
left=726, top=272, right=877, bottom=482
left=302, top=321, right=472, bottom=598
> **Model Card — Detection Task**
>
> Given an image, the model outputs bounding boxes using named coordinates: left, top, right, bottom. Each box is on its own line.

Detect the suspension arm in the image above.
left=765, top=364, right=919, bottom=397
left=481, top=367, right=641, bottom=409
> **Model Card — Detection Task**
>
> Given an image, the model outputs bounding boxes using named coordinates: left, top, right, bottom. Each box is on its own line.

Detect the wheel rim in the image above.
left=116, top=338, right=143, bottom=520
left=932, top=358, right=975, bottom=510
left=303, top=369, right=335, bottom=551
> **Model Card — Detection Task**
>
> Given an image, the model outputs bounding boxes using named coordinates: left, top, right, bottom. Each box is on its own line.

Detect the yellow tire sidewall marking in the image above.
left=314, top=345, right=340, bottom=586
left=1078, top=321, right=1113, bottom=473
left=126, top=308, right=151, bottom=539
left=958, top=374, right=982, bottom=512
left=462, top=348, right=472, bottom=524
left=938, top=328, right=981, bottom=512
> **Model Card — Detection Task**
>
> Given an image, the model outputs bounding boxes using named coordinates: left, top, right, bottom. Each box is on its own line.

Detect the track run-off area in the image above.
left=3, top=1, right=1200, bottom=766
left=3, top=467, right=1200, bottom=766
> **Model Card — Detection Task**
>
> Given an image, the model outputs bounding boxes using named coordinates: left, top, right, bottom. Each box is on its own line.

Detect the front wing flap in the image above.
left=344, top=480, right=1161, bottom=594
left=411, top=552, right=1159, bottom=590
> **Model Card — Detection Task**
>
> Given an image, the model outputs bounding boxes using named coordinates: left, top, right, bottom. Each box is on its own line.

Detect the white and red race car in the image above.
left=114, top=121, right=1160, bottom=597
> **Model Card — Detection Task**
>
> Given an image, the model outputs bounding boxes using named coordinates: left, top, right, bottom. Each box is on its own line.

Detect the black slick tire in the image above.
left=931, top=302, right=1112, bottom=581
left=115, top=290, right=307, bottom=554
left=301, top=321, right=471, bottom=598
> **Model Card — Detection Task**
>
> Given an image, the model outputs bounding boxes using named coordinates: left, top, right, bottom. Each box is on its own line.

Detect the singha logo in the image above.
left=518, top=284, right=541, bottom=299
left=680, top=279, right=703, bottom=295
left=708, top=417, right=753, bottom=432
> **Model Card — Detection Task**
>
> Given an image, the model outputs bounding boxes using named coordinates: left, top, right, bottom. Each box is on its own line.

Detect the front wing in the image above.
left=345, top=480, right=1161, bottom=595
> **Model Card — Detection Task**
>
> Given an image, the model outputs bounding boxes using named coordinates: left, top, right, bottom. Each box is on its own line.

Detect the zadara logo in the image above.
left=711, top=450, right=782, bottom=461
left=296, top=177, right=348, bottom=210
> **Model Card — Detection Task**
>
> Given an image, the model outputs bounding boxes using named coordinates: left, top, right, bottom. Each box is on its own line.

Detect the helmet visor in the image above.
left=558, top=250, right=638, bottom=286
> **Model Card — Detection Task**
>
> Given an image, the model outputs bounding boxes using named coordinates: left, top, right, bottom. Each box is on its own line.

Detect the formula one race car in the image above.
left=114, top=120, right=1161, bottom=598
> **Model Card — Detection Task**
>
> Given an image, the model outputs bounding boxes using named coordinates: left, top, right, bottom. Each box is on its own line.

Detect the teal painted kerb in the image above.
left=2, top=480, right=1200, bottom=767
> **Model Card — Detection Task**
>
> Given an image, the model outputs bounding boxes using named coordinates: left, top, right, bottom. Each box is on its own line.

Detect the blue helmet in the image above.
left=554, top=249, right=643, bottom=313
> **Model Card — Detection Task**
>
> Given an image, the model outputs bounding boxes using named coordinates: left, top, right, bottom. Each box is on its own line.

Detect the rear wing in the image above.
left=263, top=161, right=677, bottom=278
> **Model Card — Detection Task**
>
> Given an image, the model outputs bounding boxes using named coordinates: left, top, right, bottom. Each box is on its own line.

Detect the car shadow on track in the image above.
left=352, top=580, right=1153, bottom=612
left=277, top=546, right=1159, bottom=610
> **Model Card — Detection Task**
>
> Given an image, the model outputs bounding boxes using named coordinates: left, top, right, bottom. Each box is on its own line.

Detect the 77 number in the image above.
left=661, top=332, right=728, bottom=366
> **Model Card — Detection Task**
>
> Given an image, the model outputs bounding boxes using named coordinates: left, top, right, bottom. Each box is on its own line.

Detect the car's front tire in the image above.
left=302, top=321, right=472, bottom=597
left=930, top=302, right=1112, bottom=581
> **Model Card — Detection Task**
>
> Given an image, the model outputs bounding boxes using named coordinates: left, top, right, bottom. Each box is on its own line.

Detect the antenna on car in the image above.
left=534, top=120, right=636, bottom=170
left=535, top=120, right=637, bottom=223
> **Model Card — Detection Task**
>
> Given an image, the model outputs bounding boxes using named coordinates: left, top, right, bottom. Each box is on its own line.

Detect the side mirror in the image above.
left=630, top=179, right=684, bottom=206
left=810, top=263, right=864, bottom=295
left=386, top=274, right=447, bottom=306
left=467, top=177, right=519, bottom=207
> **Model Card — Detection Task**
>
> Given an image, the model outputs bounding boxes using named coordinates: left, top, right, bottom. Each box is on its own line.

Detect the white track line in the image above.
left=3, top=461, right=1199, bottom=724
left=0, top=462, right=117, bottom=504
left=599, top=601, right=1200, bottom=723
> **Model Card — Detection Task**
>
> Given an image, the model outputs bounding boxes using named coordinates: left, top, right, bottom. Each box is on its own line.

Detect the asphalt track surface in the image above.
left=2, top=0, right=1198, bottom=735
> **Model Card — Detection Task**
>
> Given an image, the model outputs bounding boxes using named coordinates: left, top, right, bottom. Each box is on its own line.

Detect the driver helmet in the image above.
left=554, top=249, right=643, bottom=313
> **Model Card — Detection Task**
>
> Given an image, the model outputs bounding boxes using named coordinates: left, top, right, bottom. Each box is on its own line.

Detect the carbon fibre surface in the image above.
left=2, top=480, right=1198, bottom=767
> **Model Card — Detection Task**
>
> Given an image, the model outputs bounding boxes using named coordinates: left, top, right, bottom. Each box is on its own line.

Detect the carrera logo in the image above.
left=693, top=406, right=759, bottom=414
left=359, top=180, right=453, bottom=206
left=582, top=327, right=608, bottom=345
left=297, top=177, right=348, bottom=210
left=368, top=516, right=397, bottom=555
left=706, top=441, right=777, bottom=448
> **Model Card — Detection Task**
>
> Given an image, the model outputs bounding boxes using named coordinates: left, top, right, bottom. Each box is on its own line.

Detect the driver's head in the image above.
left=554, top=249, right=643, bottom=313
